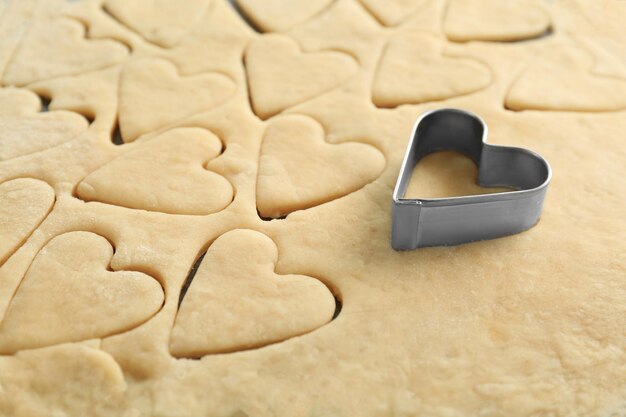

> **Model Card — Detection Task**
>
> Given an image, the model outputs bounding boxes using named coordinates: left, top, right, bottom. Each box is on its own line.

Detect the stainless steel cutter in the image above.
left=392, top=108, right=551, bottom=250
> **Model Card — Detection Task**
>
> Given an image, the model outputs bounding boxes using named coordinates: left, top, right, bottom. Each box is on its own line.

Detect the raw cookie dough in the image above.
left=0, top=88, right=41, bottom=116
left=2, top=17, right=128, bottom=86
left=0, top=231, right=164, bottom=354
left=256, top=115, right=384, bottom=218
left=29, top=66, right=121, bottom=128
left=245, top=34, right=358, bottom=119
left=0, top=0, right=624, bottom=416
left=77, top=127, right=233, bottom=215
left=103, top=0, right=210, bottom=47
left=235, top=0, right=333, bottom=32
left=170, top=229, right=336, bottom=357
left=0, top=179, right=54, bottom=265
left=405, top=151, right=511, bottom=199
left=118, top=58, right=236, bottom=142
left=443, top=0, right=551, bottom=42
left=372, top=31, right=492, bottom=108
left=505, top=43, right=626, bottom=112
left=0, top=96, right=88, bottom=161
left=358, top=0, right=426, bottom=26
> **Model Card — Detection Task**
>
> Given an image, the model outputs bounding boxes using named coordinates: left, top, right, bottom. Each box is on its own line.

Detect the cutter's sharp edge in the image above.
left=391, top=108, right=551, bottom=250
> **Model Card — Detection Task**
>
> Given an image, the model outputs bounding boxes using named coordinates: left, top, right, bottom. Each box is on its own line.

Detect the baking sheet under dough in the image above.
left=0, top=0, right=625, bottom=416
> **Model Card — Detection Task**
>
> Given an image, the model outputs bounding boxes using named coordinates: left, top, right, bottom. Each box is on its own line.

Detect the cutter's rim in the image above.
left=392, top=108, right=552, bottom=207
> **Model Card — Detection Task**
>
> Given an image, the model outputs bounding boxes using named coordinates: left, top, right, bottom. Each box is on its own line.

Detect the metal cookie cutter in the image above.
left=392, top=108, right=551, bottom=250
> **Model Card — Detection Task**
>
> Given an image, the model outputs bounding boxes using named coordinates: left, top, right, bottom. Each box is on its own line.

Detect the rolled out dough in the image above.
left=0, top=0, right=624, bottom=416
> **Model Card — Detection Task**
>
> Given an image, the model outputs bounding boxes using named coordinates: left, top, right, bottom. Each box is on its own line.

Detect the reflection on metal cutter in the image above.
left=392, top=108, right=552, bottom=250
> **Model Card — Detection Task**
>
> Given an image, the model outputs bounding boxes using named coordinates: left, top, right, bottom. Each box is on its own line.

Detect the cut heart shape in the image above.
left=372, top=31, right=491, bottom=108
left=103, top=0, right=210, bottom=47
left=3, top=18, right=128, bottom=87
left=0, top=114, right=88, bottom=161
left=0, top=232, right=164, bottom=354
left=76, top=127, right=233, bottom=215
left=119, top=58, right=236, bottom=142
left=392, top=109, right=551, bottom=249
left=505, top=44, right=626, bottom=112
left=0, top=88, right=40, bottom=116
left=170, top=229, right=336, bottom=357
left=256, top=115, right=385, bottom=218
left=444, top=0, right=551, bottom=42
left=235, top=0, right=333, bottom=32
left=245, top=34, right=358, bottom=119
left=29, top=66, right=120, bottom=127
left=5, top=344, right=127, bottom=409
left=358, top=0, right=427, bottom=26
left=0, top=179, right=55, bottom=265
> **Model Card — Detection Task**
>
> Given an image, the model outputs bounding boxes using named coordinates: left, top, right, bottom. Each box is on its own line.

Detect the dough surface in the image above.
left=0, top=0, right=624, bottom=416
left=170, top=229, right=336, bottom=357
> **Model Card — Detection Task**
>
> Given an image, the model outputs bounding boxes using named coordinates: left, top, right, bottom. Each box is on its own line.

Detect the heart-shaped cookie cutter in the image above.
left=392, top=108, right=551, bottom=250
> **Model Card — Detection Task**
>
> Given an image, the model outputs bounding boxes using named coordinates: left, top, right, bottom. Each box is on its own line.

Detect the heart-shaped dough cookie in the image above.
left=119, top=58, right=236, bottom=142
left=505, top=44, right=626, bottom=112
left=6, top=344, right=127, bottom=410
left=236, top=0, right=333, bottom=32
left=245, top=35, right=358, bottom=119
left=2, top=18, right=128, bottom=87
left=0, top=179, right=55, bottom=265
left=103, top=0, right=210, bottom=47
left=372, top=32, right=491, bottom=108
left=0, top=107, right=89, bottom=161
left=76, top=128, right=233, bottom=215
left=256, top=115, right=385, bottom=218
left=30, top=66, right=120, bottom=127
left=170, top=229, right=336, bottom=357
left=444, top=0, right=551, bottom=42
left=358, top=0, right=426, bottom=26
left=0, top=232, right=164, bottom=354
left=0, top=88, right=40, bottom=116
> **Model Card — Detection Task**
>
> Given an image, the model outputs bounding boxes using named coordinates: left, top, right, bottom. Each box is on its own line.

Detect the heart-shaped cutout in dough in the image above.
left=119, top=58, right=236, bottom=142
left=235, top=0, right=333, bottom=32
left=0, top=179, right=55, bottom=265
left=505, top=44, right=626, bottom=112
left=3, top=18, right=128, bottom=87
left=256, top=115, right=385, bottom=218
left=245, top=34, right=358, bottom=119
left=0, top=231, right=164, bottom=354
left=77, top=127, right=233, bottom=215
left=444, top=0, right=551, bottom=42
left=0, top=90, right=89, bottom=161
left=103, top=0, right=210, bottom=47
left=170, top=229, right=336, bottom=357
left=0, top=88, right=40, bottom=116
left=372, top=31, right=491, bottom=108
